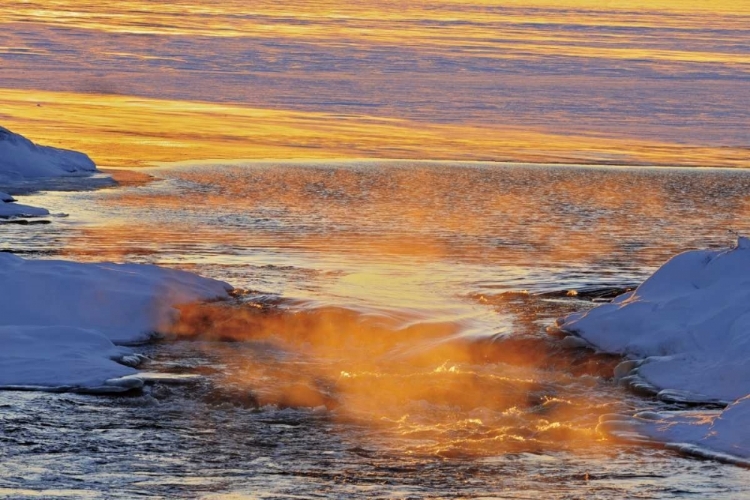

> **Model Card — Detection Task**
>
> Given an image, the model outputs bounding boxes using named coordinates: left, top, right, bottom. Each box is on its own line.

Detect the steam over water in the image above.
left=4, top=161, right=750, bottom=498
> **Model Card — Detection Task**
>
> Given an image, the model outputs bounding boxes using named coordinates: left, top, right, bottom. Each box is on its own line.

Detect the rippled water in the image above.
left=3, top=161, right=750, bottom=498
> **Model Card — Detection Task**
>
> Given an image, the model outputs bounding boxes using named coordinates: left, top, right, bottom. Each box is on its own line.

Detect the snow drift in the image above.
left=556, top=237, right=750, bottom=462
left=0, top=126, right=105, bottom=218
left=0, top=325, right=138, bottom=392
left=0, top=253, right=232, bottom=392
left=0, top=125, right=98, bottom=181
left=0, top=200, right=49, bottom=218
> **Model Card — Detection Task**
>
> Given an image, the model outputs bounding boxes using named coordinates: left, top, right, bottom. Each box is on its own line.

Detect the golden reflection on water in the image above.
left=170, top=296, right=618, bottom=457
left=5, top=88, right=746, bottom=168
left=61, top=162, right=746, bottom=271
left=2, top=1, right=749, bottom=166
left=52, top=163, right=672, bottom=456
left=4, top=1, right=749, bottom=37
left=52, top=161, right=750, bottom=457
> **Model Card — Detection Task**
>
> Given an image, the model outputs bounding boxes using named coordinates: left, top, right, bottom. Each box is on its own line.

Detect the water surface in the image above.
left=3, top=161, right=750, bottom=498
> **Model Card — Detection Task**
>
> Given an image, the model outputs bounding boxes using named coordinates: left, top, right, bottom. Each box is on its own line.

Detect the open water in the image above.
left=3, top=161, right=750, bottom=498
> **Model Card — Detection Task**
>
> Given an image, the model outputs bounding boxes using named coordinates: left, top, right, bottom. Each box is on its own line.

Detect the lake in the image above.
left=3, top=161, right=750, bottom=498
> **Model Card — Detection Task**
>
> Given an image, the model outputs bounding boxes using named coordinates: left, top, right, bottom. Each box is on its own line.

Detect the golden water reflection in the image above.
left=4, top=88, right=747, bottom=168
left=170, top=293, right=619, bottom=457
left=42, top=162, right=749, bottom=457
left=2, top=1, right=748, bottom=166
left=61, top=162, right=750, bottom=271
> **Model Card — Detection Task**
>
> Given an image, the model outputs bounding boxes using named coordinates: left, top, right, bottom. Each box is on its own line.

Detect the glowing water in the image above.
left=3, top=161, right=750, bottom=497
left=2, top=1, right=749, bottom=166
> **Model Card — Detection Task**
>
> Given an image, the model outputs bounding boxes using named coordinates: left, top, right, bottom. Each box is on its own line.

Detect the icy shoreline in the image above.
left=0, top=127, right=232, bottom=392
left=0, top=125, right=101, bottom=219
left=0, top=126, right=97, bottom=180
left=0, top=254, right=232, bottom=393
left=555, top=237, right=750, bottom=464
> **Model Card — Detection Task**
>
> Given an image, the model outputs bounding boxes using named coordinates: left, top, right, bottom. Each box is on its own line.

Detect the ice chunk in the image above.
left=560, top=238, right=750, bottom=461
left=559, top=238, right=750, bottom=401
left=0, top=254, right=232, bottom=391
left=0, top=200, right=50, bottom=218
left=600, top=397, right=750, bottom=464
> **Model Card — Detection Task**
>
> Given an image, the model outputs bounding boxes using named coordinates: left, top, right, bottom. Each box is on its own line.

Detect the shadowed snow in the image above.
left=559, top=237, right=750, bottom=461
left=0, top=253, right=232, bottom=391
left=0, top=125, right=97, bottom=181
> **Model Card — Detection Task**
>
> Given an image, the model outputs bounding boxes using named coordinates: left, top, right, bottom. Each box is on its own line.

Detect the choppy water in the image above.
left=3, top=161, right=750, bottom=498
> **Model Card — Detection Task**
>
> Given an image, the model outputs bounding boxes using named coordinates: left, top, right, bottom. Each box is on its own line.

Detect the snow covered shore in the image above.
left=0, top=254, right=232, bottom=392
left=0, top=125, right=97, bottom=180
left=1, top=126, right=233, bottom=392
left=556, top=237, right=750, bottom=463
left=0, top=125, right=102, bottom=218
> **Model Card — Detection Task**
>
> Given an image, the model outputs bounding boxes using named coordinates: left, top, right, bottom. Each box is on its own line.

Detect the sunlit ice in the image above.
left=1, top=88, right=748, bottom=169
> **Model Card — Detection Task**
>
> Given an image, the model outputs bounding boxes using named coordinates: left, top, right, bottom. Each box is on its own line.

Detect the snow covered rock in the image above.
left=0, top=125, right=98, bottom=181
left=557, top=237, right=750, bottom=401
left=599, top=396, right=750, bottom=465
left=0, top=254, right=232, bottom=391
left=0, top=325, right=138, bottom=392
left=558, top=237, right=750, bottom=462
left=0, top=200, right=50, bottom=218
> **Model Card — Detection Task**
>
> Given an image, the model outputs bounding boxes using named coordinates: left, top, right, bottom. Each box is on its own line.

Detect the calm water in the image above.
left=3, top=1, right=749, bottom=147
left=3, top=161, right=750, bottom=498
left=2, top=1, right=750, bottom=167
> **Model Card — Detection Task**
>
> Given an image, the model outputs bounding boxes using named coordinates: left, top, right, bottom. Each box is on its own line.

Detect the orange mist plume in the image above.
left=166, top=294, right=623, bottom=457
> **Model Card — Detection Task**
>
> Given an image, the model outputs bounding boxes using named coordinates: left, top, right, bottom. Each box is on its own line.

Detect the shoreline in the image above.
left=2, top=130, right=750, bottom=470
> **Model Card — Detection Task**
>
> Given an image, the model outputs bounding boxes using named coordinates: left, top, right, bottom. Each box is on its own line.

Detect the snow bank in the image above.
left=600, top=396, right=750, bottom=466
left=0, top=200, right=49, bottom=218
left=0, top=128, right=226, bottom=392
left=557, top=237, right=750, bottom=401
left=0, top=126, right=98, bottom=181
left=0, top=326, right=137, bottom=392
left=0, top=253, right=233, bottom=344
left=0, top=253, right=232, bottom=392
left=556, top=237, right=750, bottom=462
left=0, top=126, right=106, bottom=217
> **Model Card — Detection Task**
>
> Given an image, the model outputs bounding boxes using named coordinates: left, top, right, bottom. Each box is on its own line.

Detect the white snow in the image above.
left=0, top=125, right=98, bottom=181
left=0, top=128, right=234, bottom=392
left=0, top=200, right=49, bottom=218
left=557, top=237, right=750, bottom=462
left=0, top=126, right=106, bottom=217
left=0, top=253, right=232, bottom=392
left=600, top=396, right=750, bottom=466
left=0, top=325, right=137, bottom=392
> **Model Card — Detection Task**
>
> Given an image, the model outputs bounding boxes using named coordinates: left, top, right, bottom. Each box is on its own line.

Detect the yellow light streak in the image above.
left=1, top=88, right=746, bottom=168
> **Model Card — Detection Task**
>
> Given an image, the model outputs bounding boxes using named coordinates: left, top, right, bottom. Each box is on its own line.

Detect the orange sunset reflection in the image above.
left=168, top=293, right=620, bottom=457
left=2, top=88, right=748, bottom=169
